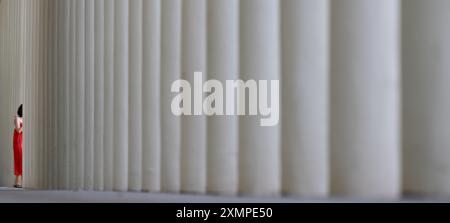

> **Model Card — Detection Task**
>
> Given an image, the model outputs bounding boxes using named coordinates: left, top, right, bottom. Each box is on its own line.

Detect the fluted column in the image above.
left=330, top=0, right=400, bottom=197
left=129, top=0, right=143, bottom=192
left=1, top=2, right=4, bottom=186
left=56, top=0, right=62, bottom=189
left=51, top=0, right=58, bottom=189
left=39, top=0, right=45, bottom=189
left=27, top=0, right=33, bottom=187
left=181, top=0, right=207, bottom=194
left=0, top=8, right=3, bottom=187
left=39, top=0, right=46, bottom=189
left=35, top=0, right=41, bottom=188
left=31, top=0, right=38, bottom=188
left=23, top=0, right=30, bottom=188
left=281, top=0, right=329, bottom=197
left=403, top=0, right=450, bottom=196
left=50, top=0, right=57, bottom=189
left=22, top=0, right=30, bottom=188
left=0, top=0, right=15, bottom=186
left=69, top=0, right=77, bottom=190
left=113, top=0, right=128, bottom=191
left=103, top=0, right=114, bottom=191
left=62, top=0, right=70, bottom=190
left=206, top=0, right=239, bottom=195
left=0, top=5, right=2, bottom=185
left=59, top=0, right=70, bottom=190
left=94, top=0, right=105, bottom=191
left=85, top=0, right=95, bottom=191
left=44, top=0, right=50, bottom=189
left=53, top=0, right=59, bottom=189
left=161, top=0, right=181, bottom=193
left=75, top=0, right=86, bottom=190
left=43, top=0, right=50, bottom=189
left=239, top=0, right=281, bottom=196
left=142, top=0, right=161, bottom=192
left=49, top=0, right=55, bottom=190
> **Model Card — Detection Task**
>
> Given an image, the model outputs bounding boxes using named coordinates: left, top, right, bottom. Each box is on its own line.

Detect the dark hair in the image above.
left=17, top=104, right=23, bottom=118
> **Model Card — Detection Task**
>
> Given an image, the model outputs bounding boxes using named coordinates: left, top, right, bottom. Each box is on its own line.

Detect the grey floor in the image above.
left=0, top=187, right=446, bottom=203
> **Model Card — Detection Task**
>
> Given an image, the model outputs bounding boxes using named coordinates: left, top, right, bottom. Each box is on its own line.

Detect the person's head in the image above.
left=17, top=104, right=23, bottom=118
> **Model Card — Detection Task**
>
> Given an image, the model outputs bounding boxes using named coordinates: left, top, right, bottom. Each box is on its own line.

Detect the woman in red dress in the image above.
left=13, top=104, right=23, bottom=188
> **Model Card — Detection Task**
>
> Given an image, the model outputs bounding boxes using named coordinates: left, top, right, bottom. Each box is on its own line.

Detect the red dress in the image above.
left=13, top=121, right=23, bottom=176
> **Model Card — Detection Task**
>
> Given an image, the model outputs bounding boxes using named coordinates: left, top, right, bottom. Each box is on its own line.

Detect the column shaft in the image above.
left=206, top=0, right=239, bottom=195
left=181, top=0, right=207, bottom=193
left=85, top=0, right=95, bottom=190
left=103, top=0, right=114, bottom=191
left=239, top=0, right=281, bottom=196
left=142, top=0, right=162, bottom=192
left=160, top=0, right=181, bottom=193
left=76, top=0, right=86, bottom=190
left=330, top=0, right=400, bottom=197
left=69, top=0, right=77, bottom=190
left=129, top=0, right=143, bottom=191
left=403, top=0, right=450, bottom=196
left=281, top=0, right=329, bottom=196
left=94, top=0, right=105, bottom=191
left=113, top=0, right=129, bottom=191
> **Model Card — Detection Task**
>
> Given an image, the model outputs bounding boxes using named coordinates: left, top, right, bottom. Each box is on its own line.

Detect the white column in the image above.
left=0, top=5, right=2, bottom=186
left=0, top=2, right=3, bottom=186
left=53, top=0, right=60, bottom=189
left=35, top=0, right=41, bottom=188
left=51, top=0, right=57, bottom=190
left=181, top=0, right=207, bottom=194
left=36, top=0, right=41, bottom=188
left=0, top=2, right=4, bottom=185
left=51, top=0, right=58, bottom=189
left=103, top=0, right=114, bottom=191
left=142, top=0, right=161, bottom=192
left=94, top=0, right=105, bottom=191
left=50, top=0, right=57, bottom=189
left=281, top=0, right=329, bottom=197
left=64, top=0, right=71, bottom=190
left=0, top=0, right=12, bottom=186
left=69, top=0, right=77, bottom=190
left=75, top=0, right=85, bottom=190
left=239, top=0, right=281, bottom=196
left=61, top=0, right=69, bottom=190
left=39, top=0, right=46, bottom=189
left=35, top=0, right=40, bottom=188
left=160, top=0, right=181, bottom=193
left=44, top=0, right=49, bottom=189
left=128, top=0, right=143, bottom=192
left=31, top=0, right=38, bottom=188
left=22, top=0, right=30, bottom=188
left=58, top=0, right=70, bottom=190
left=113, top=0, right=128, bottom=191
left=6, top=0, right=9, bottom=188
left=45, top=0, right=50, bottom=189
left=53, top=0, right=59, bottom=189
left=56, top=0, right=62, bottom=189
left=206, top=0, right=239, bottom=195
left=84, top=0, right=95, bottom=191
left=330, top=0, right=400, bottom=197
left=403, top=0, right=450, bottom=196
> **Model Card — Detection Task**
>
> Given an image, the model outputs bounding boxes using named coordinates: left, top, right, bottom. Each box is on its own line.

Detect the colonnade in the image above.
left=0, top=0, right=449, bottom=198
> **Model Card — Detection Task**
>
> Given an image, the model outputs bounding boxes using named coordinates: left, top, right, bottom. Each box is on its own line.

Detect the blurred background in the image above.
left=0, top=0, right=449, bottom=201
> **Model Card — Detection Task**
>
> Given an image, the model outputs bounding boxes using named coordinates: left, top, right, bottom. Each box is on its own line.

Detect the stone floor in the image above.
left=0, top=187, right=446, bottom=203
